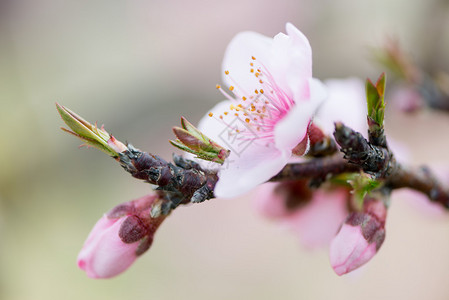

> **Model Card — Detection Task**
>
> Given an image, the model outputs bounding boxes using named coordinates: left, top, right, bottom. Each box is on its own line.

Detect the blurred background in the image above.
left=1, top=0, right=449, bottom=299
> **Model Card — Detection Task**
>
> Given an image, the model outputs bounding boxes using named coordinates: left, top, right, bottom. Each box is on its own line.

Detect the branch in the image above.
left=269, top=155, right=360, bottom=183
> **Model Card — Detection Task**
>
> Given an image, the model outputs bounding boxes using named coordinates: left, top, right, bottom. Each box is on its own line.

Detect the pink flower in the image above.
left=390, top=85, right=423, bottom=112
left=198, top=23, right=327, bottom=198
left=330, top=199, right=387, bottom=276
left=77, top=194, right=165, bottom=278
left=253, top=181, right=349, bottom=249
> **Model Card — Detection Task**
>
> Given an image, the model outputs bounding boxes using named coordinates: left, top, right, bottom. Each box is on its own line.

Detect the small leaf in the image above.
left=366, top=73, right=386, bottom=127
left=56, top=103, right=127, bottom=158
left=347, top=173, right=382, bottom=209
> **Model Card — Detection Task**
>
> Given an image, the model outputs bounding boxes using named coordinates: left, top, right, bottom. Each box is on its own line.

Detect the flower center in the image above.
left=210, top=56, right=295, bottom=144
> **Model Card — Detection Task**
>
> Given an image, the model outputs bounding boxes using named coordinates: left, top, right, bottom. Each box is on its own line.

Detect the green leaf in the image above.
left=366, top=73, right=386, bottom=128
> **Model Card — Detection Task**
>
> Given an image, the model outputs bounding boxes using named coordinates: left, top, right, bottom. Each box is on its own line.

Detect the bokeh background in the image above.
left=1, top=0, right=449, bottom=299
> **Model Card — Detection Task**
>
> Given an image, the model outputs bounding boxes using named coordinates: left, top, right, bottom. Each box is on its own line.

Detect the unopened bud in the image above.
left=77, top=194, right=166, bottom=279
left=330, top=198, right=387, bottom=276
left=170, top=117, right=230, bottom=164
left=56, top=103, right=127, bottom=158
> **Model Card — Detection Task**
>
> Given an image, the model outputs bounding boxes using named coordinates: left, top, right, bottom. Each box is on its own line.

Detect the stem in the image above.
left=386, top=165, right=449, bottom=208
left=118, top=144, right=217, bottom=214
left=269, top=156, right=360, bottom=182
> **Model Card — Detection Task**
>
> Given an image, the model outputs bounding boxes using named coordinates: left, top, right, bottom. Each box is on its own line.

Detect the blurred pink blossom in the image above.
left=253, top=181, right=349, bottom=249
left=77, top=194, right=165, bottom=278
left=198, top=23, right=326, bottom=198
left=390, top=85, right=423, bottom=112
left=393, top=165, right=449, bottom=217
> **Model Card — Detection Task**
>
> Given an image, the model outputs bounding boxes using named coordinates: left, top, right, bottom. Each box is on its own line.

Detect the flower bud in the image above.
left=77, top=194, right=165, bottom=278
left=329, top=204, right=386, bottom=276
left=170, top=117, right=230, bottom=164
left=56, top=103, right=128, bottom=158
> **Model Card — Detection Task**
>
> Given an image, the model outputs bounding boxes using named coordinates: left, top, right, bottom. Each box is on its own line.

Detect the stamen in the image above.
left=229, top=86, right=234, bottom=91
left=224, top=70, right=229, bottom=75
left=208, top=112, right=213, bottom=117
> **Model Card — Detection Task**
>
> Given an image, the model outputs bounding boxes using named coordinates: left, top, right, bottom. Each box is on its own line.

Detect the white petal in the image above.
left=214, top=144, right=290, bottom=198
left=198, top=100, right=235, bottom=138
left=274, top=78, right=327, bottom=151
left=270, top=23, right=313, bottom=99
left=316, top=78, right=367, bottom=136
left=222, top=31, right=272, bottom=97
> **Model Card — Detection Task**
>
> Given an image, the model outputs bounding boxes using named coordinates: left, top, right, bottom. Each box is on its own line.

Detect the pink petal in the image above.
left=253, top=182, right=292, bottom=219
left=269, top=23, right=312, bottom=99
left=274, top=78, right=326, bottom=150
left=221, top=31, right=272, bottom=97
left=214, top=144, right=290, bottom=198
left=77, top=217, right=139, bottom=279
left=283, top=188, right=348, bottom=249
left=329, top=224, right=377, bottom=276
left=198, top=100, right=239, bottom=141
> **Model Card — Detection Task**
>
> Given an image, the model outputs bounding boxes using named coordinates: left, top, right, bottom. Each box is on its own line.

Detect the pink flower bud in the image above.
left=77, top=194, right=165, bottom=279
left=329, top=212, right=385, bottom=276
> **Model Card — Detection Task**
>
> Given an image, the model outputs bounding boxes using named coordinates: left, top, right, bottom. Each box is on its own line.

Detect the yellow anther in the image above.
left=208, top=112, right=213, bottom=117
left=251, top=56, right=256, bottom=60
left=234, top=113, right=239, bottom=117
left=219, top=115, right=223, bottom=119
left=224, top=111, right=229, bottom=115
left=259, top=79, right=263, bottom=84
left=245, top=118, right=250, bottom=123
left=250, top=62, right=254, bottom=66
left=255, top=73, right=260, bottom=77
left=225, top=70, right=229, bottom=75
left=250, top=68, right=254, bottom=73
left=229, top=86, right=234, bottom=91
left=255, top=89, right=259, bottom=94
left=216, top=84, right=221, bottom=89
left=237, top=104, right=243, bottom=108
left=260, top=89, right=264, bottom=94
left=242, top=96, right=247, bottom=101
